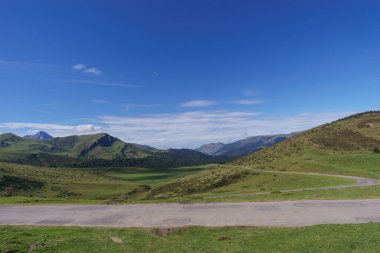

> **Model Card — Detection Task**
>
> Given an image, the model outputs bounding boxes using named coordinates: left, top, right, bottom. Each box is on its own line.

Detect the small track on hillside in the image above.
left=203, top=166, right=380, bottom=199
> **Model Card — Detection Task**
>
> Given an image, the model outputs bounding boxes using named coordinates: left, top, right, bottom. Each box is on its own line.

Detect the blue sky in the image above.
left=0, top=0, right=379, bottom=148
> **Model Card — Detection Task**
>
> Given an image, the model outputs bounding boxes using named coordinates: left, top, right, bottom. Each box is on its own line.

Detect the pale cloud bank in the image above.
left=0, top=122, right=102, bottom=134
left=0, top=111, right=351, bottom=149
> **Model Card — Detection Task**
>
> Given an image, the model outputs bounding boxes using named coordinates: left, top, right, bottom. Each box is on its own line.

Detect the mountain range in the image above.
left=196, top=133, right=298, bottom=157
left=0, top=132, right=227, bottom=168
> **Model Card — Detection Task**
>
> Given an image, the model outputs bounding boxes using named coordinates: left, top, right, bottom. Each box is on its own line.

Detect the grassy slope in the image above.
left=105, top=165, right=210, bottom=187
left=1, top=224, right=380, bottom=252
left=144, top=165, right=354, bottom=201
left=233, top=111, right=380, bottom=178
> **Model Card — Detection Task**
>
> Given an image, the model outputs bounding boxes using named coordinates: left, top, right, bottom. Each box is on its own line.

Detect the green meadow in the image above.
left=1, top=223, right=380, bottom=253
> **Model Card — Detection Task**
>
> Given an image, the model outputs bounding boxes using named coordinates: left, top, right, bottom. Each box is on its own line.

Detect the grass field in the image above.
left=0, top=163, right=214, bottom=204
left=1, top=223, right=380, bottom=252
left=104, top=165, right=210, bottom=186
left=0, top=162, right=136, bottom=203
left=146, top=165, right=356, bottom=200
left=254, top=149, right=380, bottom=179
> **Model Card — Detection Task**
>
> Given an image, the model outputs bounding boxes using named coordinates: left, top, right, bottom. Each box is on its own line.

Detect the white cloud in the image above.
left=233, top=99, right=264, bottom=105
left=84, top=68, right=102, bottom=75
left=72, top=64, right=86, bottom=70
left=72, top=63, right=102, bottom=75
left=180, top=100, right=216, bottom=107
left=0, top=111, right=352, bottom=149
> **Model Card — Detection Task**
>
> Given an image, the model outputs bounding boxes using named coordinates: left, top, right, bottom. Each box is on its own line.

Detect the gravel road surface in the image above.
left=2, top=199, right=380, bottom=227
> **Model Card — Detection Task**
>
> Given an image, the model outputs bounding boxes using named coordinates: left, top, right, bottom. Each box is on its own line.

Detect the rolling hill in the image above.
left=0, top=132, right=228, bottom=168
left=232, top=111, right=380, bottom=178
left=196, top=133, right=297, bottom=157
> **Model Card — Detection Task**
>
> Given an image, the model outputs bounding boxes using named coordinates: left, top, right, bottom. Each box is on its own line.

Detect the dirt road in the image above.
left=2, top=199, right=380, bottom=227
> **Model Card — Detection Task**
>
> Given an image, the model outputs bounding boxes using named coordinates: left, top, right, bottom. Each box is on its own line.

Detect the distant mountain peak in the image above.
left=24, top=131, right=53, bottom=141
left=195, top=142, right=225, bottom=155
left=196, top=133, right=298, bottom=157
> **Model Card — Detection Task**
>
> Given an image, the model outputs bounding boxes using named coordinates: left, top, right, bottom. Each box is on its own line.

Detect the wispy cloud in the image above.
left=233, top=99, right=264, bottom=105
left=180, top=100, right=216, bottom=107
left=83, top=68, right=102, bottom=75
left=52, top=79, right=139, bottom=88
left=124, top=103, right=160, bottom=112
left=0, top=111, right=352, bottom=149
left=72, top=63, right=102, bottom=75
left=92, top=99, right=109, bottom=104
left=0, top=59, right=62, bottom=69
left=72, top=64, right=86, bottom=70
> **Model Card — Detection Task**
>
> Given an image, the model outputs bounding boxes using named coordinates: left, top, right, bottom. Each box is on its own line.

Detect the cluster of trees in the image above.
left=0, top=175, right=44, bottom=191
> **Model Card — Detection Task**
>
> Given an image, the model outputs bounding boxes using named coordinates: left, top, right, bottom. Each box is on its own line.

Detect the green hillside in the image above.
left=233, top=111, right=380, bottom=178
left=0, top=133, right=155, bottom=159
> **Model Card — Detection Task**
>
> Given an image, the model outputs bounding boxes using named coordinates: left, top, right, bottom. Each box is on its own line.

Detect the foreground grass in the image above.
left=1, top=223, right=380, bottom=252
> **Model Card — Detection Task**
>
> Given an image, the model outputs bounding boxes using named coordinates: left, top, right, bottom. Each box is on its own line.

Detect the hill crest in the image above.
left=233, top=111, right=380, bottom=167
